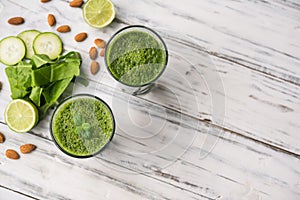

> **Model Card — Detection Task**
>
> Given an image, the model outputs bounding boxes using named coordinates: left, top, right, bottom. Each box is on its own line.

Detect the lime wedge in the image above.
left=4, top=99, right=39, bottom=133
left=83, top=0, right=115, bottom=28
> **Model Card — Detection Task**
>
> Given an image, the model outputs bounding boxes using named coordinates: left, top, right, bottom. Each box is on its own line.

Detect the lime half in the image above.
left=4, top=99, right=38, bottom=133
left=83, top=0, right=115, bottom=28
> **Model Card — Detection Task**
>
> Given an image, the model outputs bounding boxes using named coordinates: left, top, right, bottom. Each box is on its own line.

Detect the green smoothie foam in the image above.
left=51, top=95, right=115, bottom=157
left=106, top=28, right=167, bottom=87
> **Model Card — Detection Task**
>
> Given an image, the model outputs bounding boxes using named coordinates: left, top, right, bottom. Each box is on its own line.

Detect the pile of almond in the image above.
left=89, top=38, right=107, bottom=75
left=0, top=132, right=36, bottom=160
left=95, top=38, right=106, bottom=57
left=7, top=0, right=87, bottom=43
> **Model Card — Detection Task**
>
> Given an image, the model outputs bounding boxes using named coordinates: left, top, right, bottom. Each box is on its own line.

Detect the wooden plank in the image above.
left=0, top=123, right=209, bottom=200
left=0, top=70, right=299, bottom=199
left=1, top=79, right=299, bottom=199
left=0, top=1, right=299, bottom=198
left=0, top=0, right=299, bottom=155
left=0, top=186, right=35, bottom=200
left=1, top=64, right=299, bottom=199
left=0, top=90, right=299, bottom=200
left=2, top=78, right=300, bottom=199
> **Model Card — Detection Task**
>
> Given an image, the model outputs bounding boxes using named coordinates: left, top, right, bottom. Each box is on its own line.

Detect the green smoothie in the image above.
left=106, top=28, right=167, bottom=86
left=51, top=95, right=115, bottom=157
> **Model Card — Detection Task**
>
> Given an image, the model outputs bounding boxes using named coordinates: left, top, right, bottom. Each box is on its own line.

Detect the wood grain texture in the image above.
left=0, top=88, right=299, bottom=200
left=2, top=0, right=300, bottom=84
left=0, top=0, right=299, bottom=199
left=113, top=0, right=300, bottom=85
left=1, top=0, right=297, bottom=156
left=5, top=3, right=300, bottom=158
left=2, top=78, right=298, bottom=197
left=0, top=186, right=35, bottom=200
left=0, top=0, right=299, bottom=160
left=55, top=39, right=300, bottom=155
left=0, top=124, right=209, bottom=200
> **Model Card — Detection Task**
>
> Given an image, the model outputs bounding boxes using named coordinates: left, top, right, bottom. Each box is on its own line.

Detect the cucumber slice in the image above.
left=18, top=30, right=40, bottom=59
left=0, top=36, right=26, bottom=66
left=33, top=32, right=63, bottom=60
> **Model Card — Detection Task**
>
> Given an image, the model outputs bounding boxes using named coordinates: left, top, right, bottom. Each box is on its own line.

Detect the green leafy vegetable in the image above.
left=5, top=62, right=32, bottom=99
left=43, top=77, right=73, bottom=104
left=31, top=60, right=80, bottom=87
left=29, top=87, right=43, bottom=107
left=31, top=54, right=54, bottom=68
left=5, top=51, right=82, bottom=120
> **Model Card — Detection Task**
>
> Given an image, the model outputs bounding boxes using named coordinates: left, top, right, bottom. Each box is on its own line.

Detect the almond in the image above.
left=74, top=32, right=88, bottom=42
left=89, top=47, right=97, bottom=60
left=8, top=17, right=24, bottom=25
left=0, top=81, right=2, bottom=91
left=100, top=48, right=105, bottom=57
left=47, top=14, right=56, bottom=27
left=57, top=25, right=71, bottom=33
left=6, top=149, right=20, bottom=160
left=0, top=132, right=5, bottom=143
left=94, top=38, right=106, bottom=48
left=70, top=0, right=83, bottom=7
left=20, top=144, right=36, bottom=154
left=41, top=0, right=51, bottom=3
left=90, top=61, right=100, bottom=75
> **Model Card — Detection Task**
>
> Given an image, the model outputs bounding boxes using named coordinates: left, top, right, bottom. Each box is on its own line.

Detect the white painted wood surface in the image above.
left=0, top=0, right=299, bottom=199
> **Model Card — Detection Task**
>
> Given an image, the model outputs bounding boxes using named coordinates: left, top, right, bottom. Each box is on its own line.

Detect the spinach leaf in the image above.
left=31, top=54, right=55, bottom=68
left=59, top=51, right=81, bottom=60
left=43, top=77, right=73, bottom=104
left=5, top=51, right=82, bottom=120
left=31, top=57, right=80, bottom=86
left=5, top=62, right=32, bottom=99
left=29, top=87, right=43, bottom=107
left=39, top=77, right=73, bottom=118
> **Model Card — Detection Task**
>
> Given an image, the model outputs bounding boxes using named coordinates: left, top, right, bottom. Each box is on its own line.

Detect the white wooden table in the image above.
left=0, top=0, right=300, bottom=199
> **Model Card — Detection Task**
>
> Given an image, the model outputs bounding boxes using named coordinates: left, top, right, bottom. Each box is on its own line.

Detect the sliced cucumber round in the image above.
left=33, top=32, right=63, bottom=60
left=0, top=36, right=26, bottom=66
left=18, top=30, right=40, bottom=59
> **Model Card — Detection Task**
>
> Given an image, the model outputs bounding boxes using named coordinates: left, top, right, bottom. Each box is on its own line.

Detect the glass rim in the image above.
left=50, top=94, right=116, bottom=158
left=104, top=25, right=169, bottom=88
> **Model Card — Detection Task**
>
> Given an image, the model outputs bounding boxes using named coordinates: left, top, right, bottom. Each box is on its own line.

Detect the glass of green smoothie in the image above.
left=105, top=25, right=168, bottom=95
left=50, top=94, right=115, bottom=158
